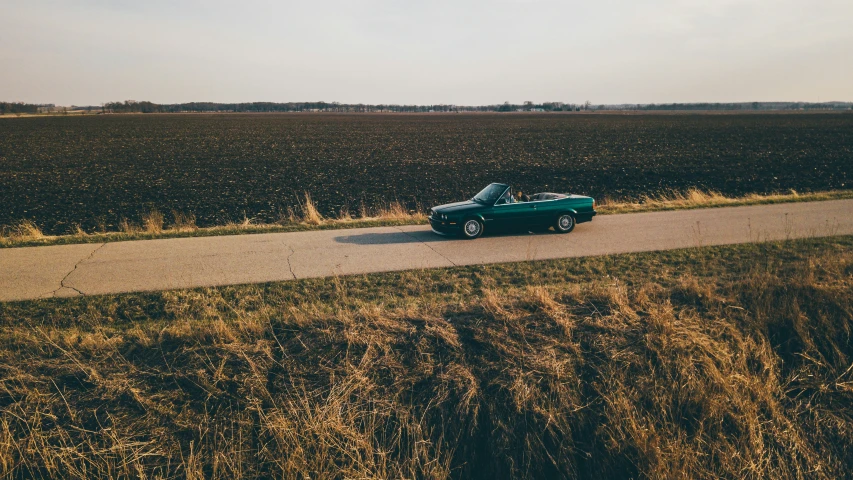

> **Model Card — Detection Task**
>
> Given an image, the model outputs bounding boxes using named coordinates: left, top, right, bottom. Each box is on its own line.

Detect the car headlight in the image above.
left=441, top=213, right=448, bottom=220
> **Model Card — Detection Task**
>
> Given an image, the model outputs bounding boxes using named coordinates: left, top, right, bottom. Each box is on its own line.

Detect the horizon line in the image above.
left=5, top=100, right=853, bottom=108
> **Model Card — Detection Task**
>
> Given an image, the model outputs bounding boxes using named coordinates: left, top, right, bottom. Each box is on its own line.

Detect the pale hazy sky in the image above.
left=2, top=0, right=851, bottom=105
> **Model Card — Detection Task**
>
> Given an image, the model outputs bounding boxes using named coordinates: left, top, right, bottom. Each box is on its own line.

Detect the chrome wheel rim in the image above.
left=558, top=215, right=573, bottom=230
left=464, top=220, right=481, bottom=237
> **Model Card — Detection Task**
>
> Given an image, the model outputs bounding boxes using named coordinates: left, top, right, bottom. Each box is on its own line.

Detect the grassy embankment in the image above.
left=2, top=188, right=852, bottom=248
left=1, top=236, right=851, bottom=478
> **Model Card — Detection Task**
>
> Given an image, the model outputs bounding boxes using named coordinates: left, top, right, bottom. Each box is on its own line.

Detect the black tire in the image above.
left=554, top=213, right=575, bottom=233
left=461, top=218, right=484, bottom=239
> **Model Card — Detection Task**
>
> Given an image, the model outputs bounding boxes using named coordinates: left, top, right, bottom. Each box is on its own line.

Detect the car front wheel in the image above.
left=461, top=218, right=484, bottom=239
left=554, top=214, right=575, bottom=233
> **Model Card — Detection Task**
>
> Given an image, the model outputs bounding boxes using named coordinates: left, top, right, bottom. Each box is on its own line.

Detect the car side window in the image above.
left=497, top=189, right=515, bottom=205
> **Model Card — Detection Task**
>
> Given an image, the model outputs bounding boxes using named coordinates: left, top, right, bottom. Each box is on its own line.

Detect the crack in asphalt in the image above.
left=52, top=243, right=107, bottom=297
left=285, top=244, right=297, bottom=279
left=395, top=227, right=458, bottom=267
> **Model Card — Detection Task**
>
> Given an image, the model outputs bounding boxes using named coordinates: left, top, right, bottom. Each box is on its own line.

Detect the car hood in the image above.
left=432, top=200, right=482, bottom=213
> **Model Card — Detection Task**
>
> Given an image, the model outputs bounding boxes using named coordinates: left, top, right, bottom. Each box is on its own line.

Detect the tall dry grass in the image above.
left=300, top=192, right=324, bottom=225
left=0, top=238, right=851, bottom=478
left=142, top=209, right=164, bottom=233
left=0, top=220, right=44, bottom=241
left=118, top=218, right=141, bottom=234
left=298, top=192, right=422, bottom=225
left=170, top=210, right=198, bottom=232
left=0, top=220, right=55, bottom=247
left=595, top=187, right=849, bottom=213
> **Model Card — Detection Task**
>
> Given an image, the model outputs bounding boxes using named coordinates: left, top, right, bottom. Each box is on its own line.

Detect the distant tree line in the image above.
left=101, top=100, right=853, bottom=114
left=607, top=102, right=853, bottom=111
left=102, top=100, right=591, bottom=113
left=7, top=100, right=851, bottom=115
left=0, top=102, right=41, bottom=115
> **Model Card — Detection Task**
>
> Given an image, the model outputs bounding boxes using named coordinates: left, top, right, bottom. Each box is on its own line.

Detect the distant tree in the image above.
left=0, top=102, right=39, bottom=115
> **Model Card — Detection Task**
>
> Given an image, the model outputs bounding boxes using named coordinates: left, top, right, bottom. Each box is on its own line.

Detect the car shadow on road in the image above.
left=334, top=229, right=552, bottom=245
left=334, top=231, right=451, bottom=245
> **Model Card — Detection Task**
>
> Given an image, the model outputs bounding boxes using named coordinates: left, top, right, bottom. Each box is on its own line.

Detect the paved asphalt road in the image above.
left=1, top=199, right=851, bottom=302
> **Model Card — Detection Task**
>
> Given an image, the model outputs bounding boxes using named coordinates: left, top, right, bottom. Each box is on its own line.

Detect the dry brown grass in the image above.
left=297, top=194, right=422, bottom=225
left=0, top=237, right=851, bottom=478
left=372, top=200, right=426, bottom=221
left=71, top=224, right=88, bottom=237
left=118, top=218, right=141, bottom=234
left=300, top=192, right=324, bottom=225
left=596, top=187, right=853, bottom=214
left=170, top=210, right=198, bottom=232
left=142, top=209, right=164, bottom=234
left=0, top=219, right=44, bottom=241
left=226, top=215, right=255, bottom=229
left=0, top=220, right=54, bottom=247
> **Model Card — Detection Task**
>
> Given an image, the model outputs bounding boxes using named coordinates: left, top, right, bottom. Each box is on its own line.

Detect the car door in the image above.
left=525, top=200, right=550, bottom=228
left=489, top=200, right=534, bottom=230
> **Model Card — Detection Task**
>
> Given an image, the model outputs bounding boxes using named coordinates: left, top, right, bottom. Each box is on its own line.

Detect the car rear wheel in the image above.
left=461, top=218, right=483, bottom=239
left=554, top=213, right=575, bottom=233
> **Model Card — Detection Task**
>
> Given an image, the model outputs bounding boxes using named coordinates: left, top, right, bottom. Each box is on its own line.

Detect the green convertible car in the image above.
left=429, top=183, right=596, bottom=239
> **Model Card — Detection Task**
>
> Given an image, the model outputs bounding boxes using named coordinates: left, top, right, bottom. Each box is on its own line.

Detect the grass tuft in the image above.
left=119, top=218, right=141, bottom=234
left=13, top=220, right=44, bottom=239
left=373, top=200, right=426, bottom=221
left=300, top=192, right=324, bottom=225
left=0, top=220, right=46, bottom=244
left=170, top=210, right=198, bottom=232
left=72, top=224, right=88, bottom=237
left=142, top=210, right=164, bottom=234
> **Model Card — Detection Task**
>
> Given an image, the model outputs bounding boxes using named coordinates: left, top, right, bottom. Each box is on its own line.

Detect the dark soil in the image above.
left=1, top=113, right=850, bottom=235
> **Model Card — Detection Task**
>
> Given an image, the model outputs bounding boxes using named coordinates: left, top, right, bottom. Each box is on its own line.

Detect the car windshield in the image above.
left=473, top=183, right=509, bottom=204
